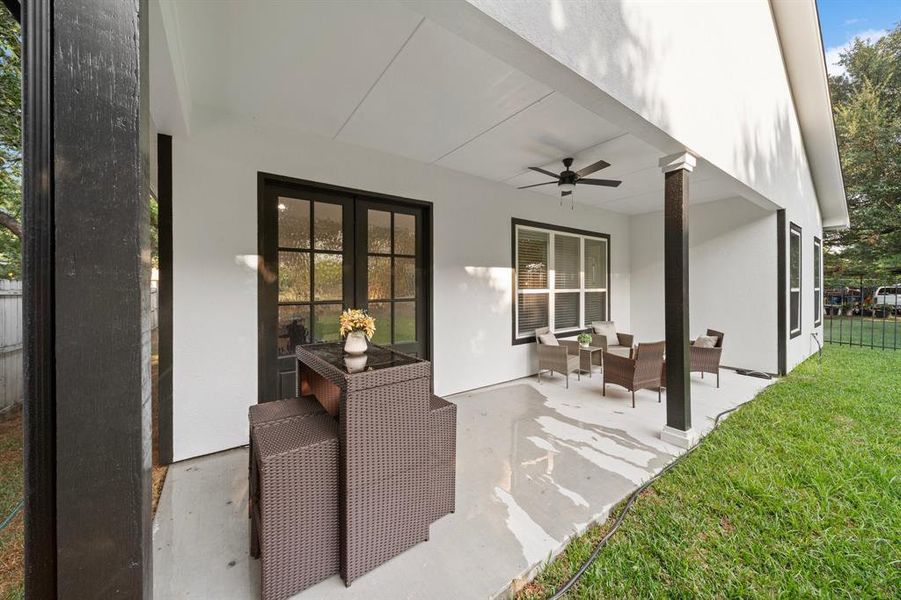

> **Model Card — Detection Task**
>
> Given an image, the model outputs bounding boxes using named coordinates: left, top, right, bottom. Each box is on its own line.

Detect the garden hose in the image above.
left=546, top=400, right=754, bottom=599
left=0, top=498, right=23, bottom=533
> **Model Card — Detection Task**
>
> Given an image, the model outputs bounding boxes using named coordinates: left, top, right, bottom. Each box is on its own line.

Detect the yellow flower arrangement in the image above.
left=339, top=308, right=376, bottom=339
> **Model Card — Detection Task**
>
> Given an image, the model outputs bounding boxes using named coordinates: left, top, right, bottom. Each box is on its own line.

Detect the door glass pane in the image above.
left=584, top=238, right=606, bottom=288
left=278, top=252, right=310, bottom=302
left=394, top=301, right=416, bottom=342
left=368, top=210, right=391, bottom=254
left=394, top=213, right=416, bottom=255
left=314, top=201, right=343, bottom=251
left=555, top=292, right=579, bottom=329
left=584, top=291, right=606, bottom=324
left=367, top=302, right=391, bottom=345
left=314, top=253, right=343, bottom=301
left=277, top=197, right=310, bottom=249
left=313, top=304, right=342, bottom=342
left=555, top=235, right=580, bottom=289
left=517, top=293, right=548, bottom=336
left=395, top=257, right=416, bottom=299
left=517, top=230, right=548, bottom=289
left=368, top=256, right=391, bottom=300
left=278, top=305, right=311, bottom=356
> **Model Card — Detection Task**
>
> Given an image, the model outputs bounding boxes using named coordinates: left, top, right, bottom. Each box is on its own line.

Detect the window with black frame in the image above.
left=813, top=236, right=822, bottom=327
left=512, top=220, right=610, bottom=343
left=790, top=223, right=802, bottom=338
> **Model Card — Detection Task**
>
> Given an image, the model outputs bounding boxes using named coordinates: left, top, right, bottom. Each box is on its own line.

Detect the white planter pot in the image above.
left=580, top=342, right=589, bottom=349
left=344, top=330, right=368, bottom=355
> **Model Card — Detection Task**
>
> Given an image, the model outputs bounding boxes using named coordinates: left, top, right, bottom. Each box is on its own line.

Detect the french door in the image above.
left=258, top=177, right=431, bottom=401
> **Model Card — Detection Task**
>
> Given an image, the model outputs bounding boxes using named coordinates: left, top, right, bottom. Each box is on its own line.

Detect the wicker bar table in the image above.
left=296, top=343, right=431, bottom=586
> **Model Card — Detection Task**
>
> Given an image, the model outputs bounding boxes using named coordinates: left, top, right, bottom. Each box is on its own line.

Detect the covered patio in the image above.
left=153, top=368, right=774, bottom=599
left=21, top=0, right=840, bottom=597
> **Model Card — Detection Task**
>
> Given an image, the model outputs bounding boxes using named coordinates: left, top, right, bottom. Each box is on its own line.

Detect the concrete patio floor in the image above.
left=153, top=367, right=774, bottom=599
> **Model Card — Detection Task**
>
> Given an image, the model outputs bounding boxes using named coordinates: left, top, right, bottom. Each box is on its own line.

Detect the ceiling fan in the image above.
left=518, top=157, right=622, bottom=202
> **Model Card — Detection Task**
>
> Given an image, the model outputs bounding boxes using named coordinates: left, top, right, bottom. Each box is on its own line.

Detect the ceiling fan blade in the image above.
left=528, top=166, right=560, bottom=178
left=517, top=181, right=557, bottom=189
left=561, top=191, right=572, bottom=197
left=577, top=178, right=622, bottom=187
left=575, top=159, right=610, bottom=177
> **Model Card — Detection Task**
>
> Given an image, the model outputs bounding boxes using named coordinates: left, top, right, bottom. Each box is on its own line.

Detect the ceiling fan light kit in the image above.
left=518, top=157, right=622, bottom=210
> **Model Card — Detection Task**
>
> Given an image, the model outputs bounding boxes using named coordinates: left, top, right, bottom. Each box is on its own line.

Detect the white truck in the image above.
left=873, top=285, right=900, bottom=315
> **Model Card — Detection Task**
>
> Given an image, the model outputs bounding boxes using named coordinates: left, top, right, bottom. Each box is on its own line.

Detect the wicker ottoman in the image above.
left=251, top=414, right=339, bottom=600
left=249, top=396, right=325, bottom=520
left=428, top=395, right=457, bottom=523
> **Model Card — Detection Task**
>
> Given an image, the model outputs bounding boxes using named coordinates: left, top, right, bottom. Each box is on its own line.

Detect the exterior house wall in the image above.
left=468, top=0, right=826, bottom=371
left=629, top=197, right=778, bottom=374
left=171, top=108, right=631, bottom=461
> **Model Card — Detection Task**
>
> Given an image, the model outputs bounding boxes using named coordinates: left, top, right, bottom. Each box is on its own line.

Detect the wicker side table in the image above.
left=428, top=395, right=456, bottom=523
left=251, top=414, right=339, bottom=600
left=297, top=343, right=432, bottom=586
left=578, top=345, right=604, bottom=377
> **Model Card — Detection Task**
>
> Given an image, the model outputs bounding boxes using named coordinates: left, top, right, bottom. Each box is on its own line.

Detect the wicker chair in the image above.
left=250, top=413, right=340, bottom=600
left=602, top=341, right=666, bottom=407
left=248, top=396, right=326, bottom=520
left=535, top=327, right=581, bottom=388
left=589, top=321, right=635, bottom=364
left=691, top=329, right=725, bottom=387
left=428, top=395, right=456, bottom=523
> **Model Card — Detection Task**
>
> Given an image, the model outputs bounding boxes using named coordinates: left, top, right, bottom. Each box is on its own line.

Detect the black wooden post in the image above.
left=158, top=134, right=174, bottom=465
left=777, top=210, right=787, bottom=375
left=23, top=0, right=152, bottom=596
left=660, top=152, right=697, bottom=448
left=22, top=0, right=56, bottom=595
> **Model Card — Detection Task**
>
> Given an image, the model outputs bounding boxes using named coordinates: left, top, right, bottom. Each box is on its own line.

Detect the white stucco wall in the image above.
left=171, top=109, right=631, bottom=461
left=466, top=0, right=826, bottom=372
left=629, top=192, right=823, bottom=375
left=464, top=0, right=818, bottom=213
left=630, top=197, right=777, bottom=374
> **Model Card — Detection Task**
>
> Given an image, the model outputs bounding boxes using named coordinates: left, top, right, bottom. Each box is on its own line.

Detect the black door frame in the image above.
left=257, top=172, right=433, bottom=403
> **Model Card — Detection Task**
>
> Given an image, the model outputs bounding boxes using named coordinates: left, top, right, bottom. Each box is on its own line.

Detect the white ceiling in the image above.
left=164, top=0, right=739, bottom=215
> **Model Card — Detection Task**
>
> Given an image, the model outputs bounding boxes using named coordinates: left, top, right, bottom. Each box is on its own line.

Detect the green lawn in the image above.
left=520, top=346, right=900, bottom=599
left=823, top=316, right=900, bottom=348
left=0, top=409, right=22, bottom=600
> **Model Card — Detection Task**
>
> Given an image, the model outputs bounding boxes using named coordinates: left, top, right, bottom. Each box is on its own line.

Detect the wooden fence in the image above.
left=0, top=282, right=158, bottom=418
left=0, top=280, right=22, bottom=417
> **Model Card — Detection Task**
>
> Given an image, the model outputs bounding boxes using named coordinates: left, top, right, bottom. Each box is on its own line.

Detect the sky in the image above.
left=817, top=0, right=900, bottom=76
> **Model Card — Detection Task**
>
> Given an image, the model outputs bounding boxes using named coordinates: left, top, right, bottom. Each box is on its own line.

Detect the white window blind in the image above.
left=514, top=222, right=609, bottom=339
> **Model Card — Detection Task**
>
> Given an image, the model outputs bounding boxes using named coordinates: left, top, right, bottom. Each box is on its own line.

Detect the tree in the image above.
left=0, top=8, right=20, bottom=278
left=826, top=25, right=901, bottom=280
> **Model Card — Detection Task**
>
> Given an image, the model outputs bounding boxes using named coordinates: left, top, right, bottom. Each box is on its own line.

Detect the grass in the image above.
left=0, top=409, right=23, bottom=600
left=0, top=345, right=164, bottom=599
left=823, top=316, right=900, bottom=348
left=519, top=345, right=900, bottom=599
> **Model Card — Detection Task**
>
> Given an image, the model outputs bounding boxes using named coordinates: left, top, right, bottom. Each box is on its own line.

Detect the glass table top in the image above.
left=298, top=342, right=423, bottom=375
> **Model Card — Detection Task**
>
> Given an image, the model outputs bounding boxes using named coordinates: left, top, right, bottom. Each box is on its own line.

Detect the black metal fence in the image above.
left=823, top=278, right=900, bottom=350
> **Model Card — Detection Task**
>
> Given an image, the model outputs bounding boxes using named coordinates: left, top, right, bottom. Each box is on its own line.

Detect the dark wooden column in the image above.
left=659, top=152, right=697, bottom=447
left=776, top=209, right=787, bottom=375
left=158, top=134, right=174, bottom=465
left=23, top=0, right=153, bottom=597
